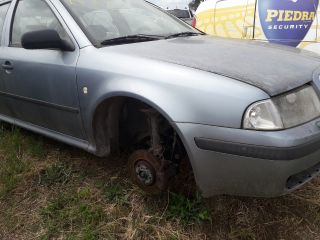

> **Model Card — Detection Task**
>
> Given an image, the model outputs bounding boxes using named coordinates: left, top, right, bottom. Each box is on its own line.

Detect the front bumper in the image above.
left=176, top=118, right=320, bottom=197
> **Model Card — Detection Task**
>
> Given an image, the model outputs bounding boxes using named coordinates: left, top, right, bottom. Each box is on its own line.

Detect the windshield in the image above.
left=61, top=0, right=198, bottom=46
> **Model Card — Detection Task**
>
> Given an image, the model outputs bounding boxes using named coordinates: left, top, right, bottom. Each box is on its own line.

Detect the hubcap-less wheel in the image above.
left=128, top=150, right=164, bottom=193
left=135, top=161, right=155, bottom=186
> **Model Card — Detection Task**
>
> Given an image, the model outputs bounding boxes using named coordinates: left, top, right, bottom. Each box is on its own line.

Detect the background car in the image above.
left=146, top=0, right=194, bottom=24
left=194, top=0, right=320, bottom=54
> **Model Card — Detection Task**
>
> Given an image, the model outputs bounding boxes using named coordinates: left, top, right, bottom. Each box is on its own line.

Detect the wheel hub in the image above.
left=128, top=149, right=177, bottom=193
left=135, top=161, right=155, bottom=186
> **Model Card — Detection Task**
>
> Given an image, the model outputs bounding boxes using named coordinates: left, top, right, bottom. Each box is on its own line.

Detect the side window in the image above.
left=10, top=0, right=68, bottom=47
left=0, top=3, right=10, bottom=41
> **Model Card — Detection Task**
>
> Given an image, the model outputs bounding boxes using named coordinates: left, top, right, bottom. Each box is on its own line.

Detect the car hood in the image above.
left=103, top=35, right=320, bottom=96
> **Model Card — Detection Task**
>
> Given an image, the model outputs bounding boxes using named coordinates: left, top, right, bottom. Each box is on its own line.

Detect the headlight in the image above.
left=243, top=86, right=320, bottom=130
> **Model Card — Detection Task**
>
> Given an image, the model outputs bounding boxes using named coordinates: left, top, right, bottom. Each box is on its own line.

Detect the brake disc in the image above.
left=128, top=149, right=167, bottom=194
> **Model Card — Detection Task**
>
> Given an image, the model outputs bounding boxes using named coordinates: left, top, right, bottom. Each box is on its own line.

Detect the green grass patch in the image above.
left=0, top=127, right=29, bottom=198
left=26, top=135, right=46, bottom=159
left=166, top=192, right=211, bottom=224
left=39, top=163, right=71, bottom=187
left=0, top=126, right=47, bottom=198
left=41, top=189, right=107, bottom=240
left=102, top=179, right=129, bottom=206
left=228, top=226, right=256, bottom=240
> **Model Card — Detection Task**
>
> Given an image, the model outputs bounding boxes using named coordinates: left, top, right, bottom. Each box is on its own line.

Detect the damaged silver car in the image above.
left=1, top=0, right=320, bottom=197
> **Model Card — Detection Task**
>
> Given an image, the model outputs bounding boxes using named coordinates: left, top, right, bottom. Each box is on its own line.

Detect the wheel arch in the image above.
left=89, top=92, right=198, bottom=193
left=90, top=92, right=186, bottom=157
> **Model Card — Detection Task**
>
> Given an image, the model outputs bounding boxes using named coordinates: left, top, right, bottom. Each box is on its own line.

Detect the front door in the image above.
left=0, top=1, right=13, bottom=117
left=2, top=0, right=84, bottom=139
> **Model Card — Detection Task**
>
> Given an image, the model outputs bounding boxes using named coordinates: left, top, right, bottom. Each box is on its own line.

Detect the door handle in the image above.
left=2, top=61, right=13, bottom=70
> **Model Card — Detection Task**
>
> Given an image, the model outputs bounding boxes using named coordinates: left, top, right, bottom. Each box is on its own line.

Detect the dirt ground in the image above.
left=1, top=125, right=320, bottom=240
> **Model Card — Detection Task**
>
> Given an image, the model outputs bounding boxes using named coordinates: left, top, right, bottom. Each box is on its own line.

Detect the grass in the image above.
left=41, top=189, right=106, bottom=239
left=166, top=192, right=211, bottom=224
left=0, top=127, right=29, bottom=198
left=102, top=178, right=130, bottom=206
left=1, top=124, right=320, bottom=239
left=39, top=163, right=71, bottom=187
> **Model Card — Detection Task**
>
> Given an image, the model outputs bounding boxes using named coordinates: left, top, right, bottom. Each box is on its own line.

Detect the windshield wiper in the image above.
left=165, top=32, right=202, bottom=39
left=100, top=34, right=163, bottom=46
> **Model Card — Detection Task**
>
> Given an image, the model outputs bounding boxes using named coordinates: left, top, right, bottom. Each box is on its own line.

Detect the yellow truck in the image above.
left=194, top=0, right=320, bottom=53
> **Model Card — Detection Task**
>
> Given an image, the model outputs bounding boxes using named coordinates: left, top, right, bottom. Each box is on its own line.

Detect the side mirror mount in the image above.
left=21, top=29, right=75, bottom=51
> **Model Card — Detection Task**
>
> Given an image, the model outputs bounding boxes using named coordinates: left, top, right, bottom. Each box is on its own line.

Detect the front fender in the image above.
left=77, top=46, right=269, bottom=146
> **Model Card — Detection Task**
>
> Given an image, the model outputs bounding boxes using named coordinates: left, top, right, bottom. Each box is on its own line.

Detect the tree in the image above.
left=189, top=0, right=201, bottom=13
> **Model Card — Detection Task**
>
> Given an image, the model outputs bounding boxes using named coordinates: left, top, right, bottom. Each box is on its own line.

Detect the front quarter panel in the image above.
left=76, top=46, right=269, bottom=145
